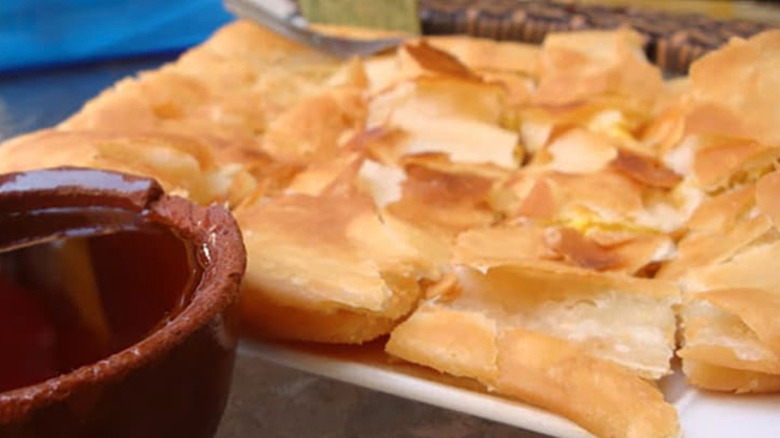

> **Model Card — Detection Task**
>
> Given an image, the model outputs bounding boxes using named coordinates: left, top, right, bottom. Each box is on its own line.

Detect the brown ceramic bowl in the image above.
left=0, top=167, right=246, bottom=438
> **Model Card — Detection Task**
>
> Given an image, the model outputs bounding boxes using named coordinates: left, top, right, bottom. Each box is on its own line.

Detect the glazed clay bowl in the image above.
left=0, top=167, right=246, bottom=438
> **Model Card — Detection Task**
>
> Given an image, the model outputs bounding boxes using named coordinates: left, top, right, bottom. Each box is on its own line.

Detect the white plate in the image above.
left=241, top=340, right=780, bottom=438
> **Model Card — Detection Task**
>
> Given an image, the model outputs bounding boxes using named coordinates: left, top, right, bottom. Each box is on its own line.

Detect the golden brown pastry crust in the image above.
left=234, top=183, right=446, bottom=343
left=682, top=360, right=780, bottom=394
left=685, top=30, right=780, bottom=146
left=454, top=224, right=673, bottom=276
left=494, top=328, right=680, bottom=438
left=388, top=305, right=681, bottom=438
left=664, top=169, right=780, bottom=392
left=534, top=28, right=663, bottom=108
left=0, top=129, right=254, bottom=206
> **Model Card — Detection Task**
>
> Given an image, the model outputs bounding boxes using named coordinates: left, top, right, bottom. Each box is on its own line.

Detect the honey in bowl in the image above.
left=0, top=221, right=203, bottom=393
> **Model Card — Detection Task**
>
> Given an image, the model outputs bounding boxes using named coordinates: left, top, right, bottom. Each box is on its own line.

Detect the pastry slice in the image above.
left=533, top=28, right=663, bottom=110
left=63, top=20, right=342, bottom=135
left=659, top=171, right=780, bottom=284
left=365, top=44, right=521, bottom=170
left=683, top=30, right=780, bottom=148
left=662, top=171, right=780, bottom=392
left=659, top=30, right=780, bottom=194
left=0, top=130, right=255, bottom=207
left=679, top=289, right=780, bottom=393
left=261, top=85, right=367, bottom=165
left=235, top=178, right=447, bottom=343
left=387, top=263, right=680, bottom=438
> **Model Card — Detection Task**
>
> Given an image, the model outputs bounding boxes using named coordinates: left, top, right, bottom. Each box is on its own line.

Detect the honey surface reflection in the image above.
left=0, top=222, right=202, bottom=393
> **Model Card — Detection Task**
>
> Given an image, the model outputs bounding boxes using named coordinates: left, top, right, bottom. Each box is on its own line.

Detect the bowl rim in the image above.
left=0, top=167, right=246, bottom=424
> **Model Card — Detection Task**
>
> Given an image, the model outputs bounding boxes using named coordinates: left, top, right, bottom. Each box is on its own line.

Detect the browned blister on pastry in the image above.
left=454, top=224, right=673, bottom=277
left=383, top=156, right=512, bottom=238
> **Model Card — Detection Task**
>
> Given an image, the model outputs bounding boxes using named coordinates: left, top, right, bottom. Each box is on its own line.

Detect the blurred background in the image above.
left=1, top=0, right=779, bottom=74
left=0, top=0, right=232, bottom=73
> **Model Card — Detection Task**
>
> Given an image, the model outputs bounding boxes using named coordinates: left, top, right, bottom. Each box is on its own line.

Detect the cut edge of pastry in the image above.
left=387, top=304, right=681, bottom=438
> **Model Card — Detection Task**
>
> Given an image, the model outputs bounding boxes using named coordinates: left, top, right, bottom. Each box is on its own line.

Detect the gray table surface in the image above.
left=0, top=57, right=548, bottom=438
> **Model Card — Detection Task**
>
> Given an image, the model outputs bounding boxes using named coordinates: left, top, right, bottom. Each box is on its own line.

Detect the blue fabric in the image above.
left=0, top=0, right=232, bottom=73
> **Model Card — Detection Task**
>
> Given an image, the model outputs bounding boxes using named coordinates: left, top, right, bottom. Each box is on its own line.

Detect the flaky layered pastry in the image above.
left=234, top=175, right=447, bottom=343
left=659, top=30, right=780, bottom=194
left=656, top=30, right=780, bottom=390
left=387, top=264, right=681, bottom=438
left=454, top=224, right=674, bottom=276
left=2, top=17, right=780, bottom=438
left=660, top=170, right=780, bottom=392
left=534, top=28, right=663, bottom=109
left=0, top=130, right=255, bottom=206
